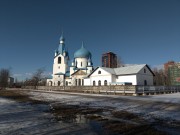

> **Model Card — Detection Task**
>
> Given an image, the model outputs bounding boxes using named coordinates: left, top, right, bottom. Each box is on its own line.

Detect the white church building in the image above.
left=47, top=34, right=154, bottom=86
left=47, top=34, right=93, bottom=86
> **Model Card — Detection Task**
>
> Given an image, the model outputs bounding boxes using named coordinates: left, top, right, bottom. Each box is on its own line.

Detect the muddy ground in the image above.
left=0, top=90, right=179, bottom=135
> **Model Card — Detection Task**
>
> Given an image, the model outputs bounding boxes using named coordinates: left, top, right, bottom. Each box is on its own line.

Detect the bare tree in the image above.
left=31, top=68, right=45, bottom=89
left=117, top=56, right=124, bottom=67
left=153, top=68, right=167, bottom=86
left=0, top=68, right=10, bottom=89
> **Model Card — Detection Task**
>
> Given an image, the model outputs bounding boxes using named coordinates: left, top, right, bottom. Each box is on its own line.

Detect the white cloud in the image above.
left=13, top=73, right=23, bottom=77
left=152, top=64, right=164, bottom=70
left=25, top=72, right=33, bottom=76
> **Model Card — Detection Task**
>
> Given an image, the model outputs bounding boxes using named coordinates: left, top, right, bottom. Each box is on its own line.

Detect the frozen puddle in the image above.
left=0, top=97, right=105, bottom=135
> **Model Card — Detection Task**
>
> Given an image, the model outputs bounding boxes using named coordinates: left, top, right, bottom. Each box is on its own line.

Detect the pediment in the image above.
left=72, top=70, right=87, bottom=76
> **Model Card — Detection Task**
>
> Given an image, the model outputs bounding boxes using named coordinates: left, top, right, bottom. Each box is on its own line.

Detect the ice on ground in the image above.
left=0, top=97, right=104, bottom=135
left=26, top=91, right=180, bottom=121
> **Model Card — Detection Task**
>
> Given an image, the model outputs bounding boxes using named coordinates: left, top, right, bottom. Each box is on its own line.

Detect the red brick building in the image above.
left=102, top=52, right=117, bottom=68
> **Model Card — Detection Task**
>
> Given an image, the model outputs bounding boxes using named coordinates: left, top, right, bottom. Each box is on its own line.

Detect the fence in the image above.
left=22, top=85, right=180, bottom=96
left=136, top=86, right=180, bottom=95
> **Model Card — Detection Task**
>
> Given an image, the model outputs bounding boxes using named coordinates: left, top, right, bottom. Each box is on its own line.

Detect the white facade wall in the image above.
left=87, top=66, right=93, bottom=74
left=53, top=54, right=68, bottom=74
left=52, top=75, right=64, bottom=86
left=75, top=58, right=88, bottom=68
left=84, top=78, right=91, bottom=86
left=88, top=68, right=113, bottom=86
left=90, top=75, right=112, bottom=86
left=116, top=75, right=137, bottom=85
left=47, top=79, right=53, bottom=86
left=70, top=66, right=76, bottom=76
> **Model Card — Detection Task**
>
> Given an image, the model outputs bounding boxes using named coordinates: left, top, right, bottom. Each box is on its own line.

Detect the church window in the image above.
left=58, top=81, right=60, bottom=86
left=93, top=81, right=96, bottom=86
left=75, top=79, right=77, bottom=86
left=81, top=62, right=82, bottom=67
left=49, top=81, right=52, bottom=86
left=98, top=80, right=101, bottom=86
left=58, top=57, right=61, bottom=64
left=104, top=80, right=107, bottom=86
left=78, top=79, right=81, bottom=86
left=82, top=79, right=84, bottom=86
left=66, top=81, right=68, bottom=86
left=98, top=71, right=101, bottom=74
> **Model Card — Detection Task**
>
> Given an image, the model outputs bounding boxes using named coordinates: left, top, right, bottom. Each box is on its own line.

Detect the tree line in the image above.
left=0, top=68, right=47, bottom=90
left=0, top=68, right=10, bottom=89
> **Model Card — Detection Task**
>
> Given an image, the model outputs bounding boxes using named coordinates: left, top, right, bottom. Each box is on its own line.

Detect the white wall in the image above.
left=53, top=54, right=68, bottom=75
left=84, top=78, right=90, bottom=86
left=90, top=75, right=112, bottom=86
left=75, top=58, right=88, bottom=68
left=89, top=67, right=113, bottom=86
left=116, top=75, right=137, bottom=85
left=87, top=66, right=93, bottom=74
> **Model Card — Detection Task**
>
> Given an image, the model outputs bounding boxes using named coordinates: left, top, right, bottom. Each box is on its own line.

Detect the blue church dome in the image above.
left=74, top=44, right=91, bottom=58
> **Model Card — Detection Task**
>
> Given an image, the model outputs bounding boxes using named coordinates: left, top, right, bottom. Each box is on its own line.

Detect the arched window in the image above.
left=98, top=71, right=101, bottom=74
left=81, top=62, right=82, bottom=67
left=93, top=81, right=96, bottom=86
left=98, top=80, right=101, bottom=86
left=49, top=81, right=52, bottom=86
left=66, top=81, right=68, bottom=86
left=58, top=81, right=60, bottom=86
left=75, top=79, right=77, bottom=86
left=82, top=79, right=84, bottom=86
left=79, top=79, right=81, bottom=86
left=104, top=80, right=107, bottom=86
left=58, top=57, right=61, bottom=64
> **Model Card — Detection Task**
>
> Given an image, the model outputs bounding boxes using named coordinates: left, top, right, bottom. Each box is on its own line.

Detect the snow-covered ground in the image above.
left=28, top=90, right=180, bottom=121
left=0, top=97, right=105, bottom=135
left=0, top=90, right=179, bottom=135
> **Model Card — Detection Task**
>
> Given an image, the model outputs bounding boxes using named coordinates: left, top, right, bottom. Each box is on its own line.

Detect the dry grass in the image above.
left=0, top=90, right=47, bottom=104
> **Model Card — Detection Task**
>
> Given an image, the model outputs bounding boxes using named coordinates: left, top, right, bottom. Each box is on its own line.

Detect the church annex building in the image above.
left=47, top=34, right=154, bottom=86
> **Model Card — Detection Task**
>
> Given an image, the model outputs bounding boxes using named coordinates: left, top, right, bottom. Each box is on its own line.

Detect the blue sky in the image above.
left=0, top=0, right=180, bottom=81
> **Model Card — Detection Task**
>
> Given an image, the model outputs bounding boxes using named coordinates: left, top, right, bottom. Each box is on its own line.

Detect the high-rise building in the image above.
left=164, top=61, right=175, bottom=75
left=164, top=61, right=180, bottom=85
left=168, top=63, right=180, bottom=85
left=102, top=52, right=117, bottom=68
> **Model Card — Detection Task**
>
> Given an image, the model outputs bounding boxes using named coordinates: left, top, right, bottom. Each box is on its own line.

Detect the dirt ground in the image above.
left=0, top=90, right=179, bottom=135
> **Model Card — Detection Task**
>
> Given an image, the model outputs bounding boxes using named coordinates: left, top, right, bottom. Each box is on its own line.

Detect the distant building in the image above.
left=8, top=77, right=14, bottom=87
left=102, top=52, right=117, bottom=68
left=164, top=61, right=180, bottom=85
left=164, top=61, right=175, bottom=75
left=168, top=63, right=180, bottom=85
